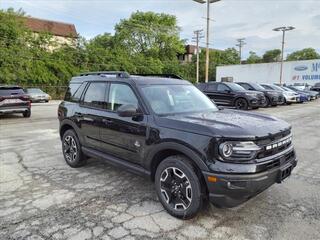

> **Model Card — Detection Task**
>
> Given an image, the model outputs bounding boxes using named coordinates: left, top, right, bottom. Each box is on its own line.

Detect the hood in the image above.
left=155, top=109, right=291, bottom=140
left=237, top=90, right=262, bottom=95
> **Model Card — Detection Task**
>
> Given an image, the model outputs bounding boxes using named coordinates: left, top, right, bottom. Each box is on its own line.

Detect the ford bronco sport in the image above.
left=58, top=71, right=297, bottom=219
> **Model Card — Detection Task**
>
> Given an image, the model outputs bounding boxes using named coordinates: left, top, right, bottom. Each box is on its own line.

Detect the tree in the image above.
left=262, top=49, right=281, bottom=63
left=246, top=51, right=262, bottom=64
left=286, top=48, right=320, bottom=61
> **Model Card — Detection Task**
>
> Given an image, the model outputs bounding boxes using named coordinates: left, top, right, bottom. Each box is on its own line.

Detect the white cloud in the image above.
left=1, top=0, right=319, bottom=57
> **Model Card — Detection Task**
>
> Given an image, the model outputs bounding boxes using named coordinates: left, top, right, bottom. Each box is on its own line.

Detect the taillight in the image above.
left=21, top=95, right=30, bottom=101
left=0, top=96, right=4, bottom=102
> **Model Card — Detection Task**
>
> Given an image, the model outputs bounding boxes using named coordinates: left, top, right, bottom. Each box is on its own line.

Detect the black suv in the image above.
left=58, top=72, right=297, bottom=219
left=0, top=85, right=31, bottom=117
left=196, top=82, right=266, bottom=110
left=237, top=82, right=285, bottom=107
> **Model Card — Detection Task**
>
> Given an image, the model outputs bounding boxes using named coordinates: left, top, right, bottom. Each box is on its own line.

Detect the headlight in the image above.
left=245, top=93, right=258, bottom=97
left=219, top=141, right=261, bottom=160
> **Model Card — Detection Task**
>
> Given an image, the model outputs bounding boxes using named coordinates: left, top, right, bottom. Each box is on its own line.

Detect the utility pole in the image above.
left=192, top=30, right=204, bottom=83
left=193, top=0, right=221, bottom=82
left=273, top=26, right=295, bottom=85
left=236, top=38, right=246, bottom=65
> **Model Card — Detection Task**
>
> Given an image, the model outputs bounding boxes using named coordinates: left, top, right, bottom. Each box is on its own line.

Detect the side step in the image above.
left=82, top=146, right=151, bottom=178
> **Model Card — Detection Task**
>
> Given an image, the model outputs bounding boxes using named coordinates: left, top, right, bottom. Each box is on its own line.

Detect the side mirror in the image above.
left=117, top=104, right=141, bottom=118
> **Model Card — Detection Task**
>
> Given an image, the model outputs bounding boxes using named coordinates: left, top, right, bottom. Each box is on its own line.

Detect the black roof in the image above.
left=70, top=71, right=190, bottom=85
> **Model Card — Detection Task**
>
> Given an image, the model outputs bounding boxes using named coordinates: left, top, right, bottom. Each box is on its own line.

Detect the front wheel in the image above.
left=155, top=155, right=203, bottom=219
left=234, top=98, right=249, bottom=110
left=62, top=129, right=86, bottom=167
left=23, top=110, right=31, bottom=118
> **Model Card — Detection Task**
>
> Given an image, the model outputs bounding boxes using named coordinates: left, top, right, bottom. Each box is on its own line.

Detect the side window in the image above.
left=65, top=83, right=81, bottom=101
left=217, top=83, right=230, bottom=92
left=262, top=85, right=272, bottom=90
left=72, top=82, right=87, bottom=102
left=240, top=83, right=250, bottom=90
left=107, top=83, right=138, bottom=111
left=83, top=82, right=107, bottom=109
left=206, top=84, right=217, bottom=91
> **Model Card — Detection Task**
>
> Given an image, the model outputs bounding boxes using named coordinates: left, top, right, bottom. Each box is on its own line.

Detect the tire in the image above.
left=62, top=129, right=86, bottom=167
left=234, top=98, right=249, bottom=110
left=155, top=155, right=203, bottom=219
left=263, top=97, right=270, bottom=108
left=23, top=110, right=31, bottom=118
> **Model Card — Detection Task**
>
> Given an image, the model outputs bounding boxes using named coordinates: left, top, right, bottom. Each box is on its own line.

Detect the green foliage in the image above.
left=286, top=48, right=320, bottom=61
left=246, top=51, right=262, bottom=64
left=262, top=49, right=281, bottom=63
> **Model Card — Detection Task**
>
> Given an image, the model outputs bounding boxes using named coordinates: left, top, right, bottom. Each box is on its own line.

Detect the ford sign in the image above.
left=294, top=65, right=308, bottom=71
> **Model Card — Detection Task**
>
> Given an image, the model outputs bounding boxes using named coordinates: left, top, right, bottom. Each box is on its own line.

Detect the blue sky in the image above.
left=1, top=0, right=320, bottom=58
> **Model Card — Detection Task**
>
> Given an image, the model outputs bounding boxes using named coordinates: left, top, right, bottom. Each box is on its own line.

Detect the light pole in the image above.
left=273, top=26, right=295, bottom=85
left=193, top=29, right=204, bottom=83
left=236, top=38, right=246, bottom=65
left=193, top=0, right=221, bottom=82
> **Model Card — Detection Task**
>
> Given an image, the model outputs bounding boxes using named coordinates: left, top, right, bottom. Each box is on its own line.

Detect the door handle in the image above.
left=102, top=119, right=113, bottom=125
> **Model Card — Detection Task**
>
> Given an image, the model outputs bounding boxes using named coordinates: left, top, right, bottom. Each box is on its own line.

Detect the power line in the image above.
left=236, top=38, right=246, bottom=64
left=192, top=29, right=204, bottom=83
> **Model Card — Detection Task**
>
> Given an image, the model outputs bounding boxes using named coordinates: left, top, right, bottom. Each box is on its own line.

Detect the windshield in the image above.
left=250, top=83, right=266, bottom=91
left=27, top=88, right=44, bottom=94
left=140, top=84, right=218, bottom=115
left=282, top=86, right=295, bottom=92
left=267, top=84, right=283, bottom=91
left=225, top=83, right=246, bottom=91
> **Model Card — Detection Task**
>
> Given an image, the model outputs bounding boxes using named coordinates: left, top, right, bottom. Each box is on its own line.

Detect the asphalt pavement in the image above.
left=0, top=100, right=319, bottom=240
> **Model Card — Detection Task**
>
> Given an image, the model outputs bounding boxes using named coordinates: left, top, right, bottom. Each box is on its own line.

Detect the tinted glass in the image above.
left=261, top=85, right=273, bottom=90
left=73, top=82, right=87, bottom=102
left=225, top=83, right=245, bottom=91
left=250, top=83, right=266, bottom=91
left=207, top=84, right=217, bottom=91
left=141, top=84, right=218, bottom=115
left=83, top=82, right=107, bottom=108
left=217, top=83, right=230, bottom=91
left=0, top=87, right=24, bottom=96
left=65, top=83, right=81, bottom=101
left=108, top=84, right=138, bottom=111
left=238, top=83, right=250, bottom=90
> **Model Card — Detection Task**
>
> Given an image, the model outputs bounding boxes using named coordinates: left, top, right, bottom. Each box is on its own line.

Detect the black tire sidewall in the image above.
left=62, top=129, right=86, bottom=167
left=155, top=156, right=203, bottom=219
left=235, top=98, right=248, bottom=110
left=23, top=110, right=31, bottom=118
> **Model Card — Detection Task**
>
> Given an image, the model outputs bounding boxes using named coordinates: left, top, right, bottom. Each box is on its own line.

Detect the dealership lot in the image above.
left=0, top=101, right=320, bottom=240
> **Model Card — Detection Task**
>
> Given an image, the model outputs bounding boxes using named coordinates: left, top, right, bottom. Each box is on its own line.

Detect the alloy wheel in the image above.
left=160, top=167, right=192, bottom=210
left=63, top=135, right=78, bottom=163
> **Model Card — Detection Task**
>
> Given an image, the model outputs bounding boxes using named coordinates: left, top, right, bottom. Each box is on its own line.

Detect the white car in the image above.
left=25, top=88, right=51, bottom=103
left=260, top=84, right=300, bottom=104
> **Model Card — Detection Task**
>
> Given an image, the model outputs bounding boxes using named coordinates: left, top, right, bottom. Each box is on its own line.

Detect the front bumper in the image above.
left=249, top=97, right=266, bottom=107
left=203, top=149, right=297, bottom=208
left=285, top=96, right=300, bottom=103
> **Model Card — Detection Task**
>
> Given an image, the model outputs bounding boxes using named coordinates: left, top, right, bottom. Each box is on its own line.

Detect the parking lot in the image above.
left=0, top=100, right=320, bottom=240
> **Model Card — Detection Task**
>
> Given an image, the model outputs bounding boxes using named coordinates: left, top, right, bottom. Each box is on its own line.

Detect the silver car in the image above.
left=25, top=88, right=50, bottom=103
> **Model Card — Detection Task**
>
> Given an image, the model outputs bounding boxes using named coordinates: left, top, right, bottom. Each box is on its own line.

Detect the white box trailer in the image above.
left=216, top=59, right=320, bottom=86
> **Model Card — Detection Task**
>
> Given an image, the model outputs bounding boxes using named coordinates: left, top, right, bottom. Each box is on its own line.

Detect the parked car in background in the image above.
left=25, top=88, right=50, bottom=103
left=279, top=86, right=309, bottom=103
left=311, top=82, right=320, bottom=93
left=196, top=82, right=266, bottom=110
left=293, top=83, right=312, bottom=91
left=236, top=82, right=284, bottom=107
left=58, top=71, right=297, bottom=219
left=0, top=85, right=31, bottom=117
left=287, top=85, right=318, bottom=100
left=260, top=84, right=300, bottom=105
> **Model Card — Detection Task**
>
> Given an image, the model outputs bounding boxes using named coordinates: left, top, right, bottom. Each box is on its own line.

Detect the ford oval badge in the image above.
left=294, top=65, right=308, bottom=71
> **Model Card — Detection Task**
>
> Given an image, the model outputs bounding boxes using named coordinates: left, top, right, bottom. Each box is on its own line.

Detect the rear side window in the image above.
left=206, top=84, right=217, bottom=91
left=82, top=82, right=108, bottom=109
left=217, top=84, right=230, bottom=91
left=0, top=87, right=25, bottom=96
left=64, top=83, right=87, bottom=102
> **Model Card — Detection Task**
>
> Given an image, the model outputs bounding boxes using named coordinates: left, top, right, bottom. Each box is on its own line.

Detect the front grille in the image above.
left=257, top=150, right=295, bottom=172
left=256, top=132, right=292, bottom=159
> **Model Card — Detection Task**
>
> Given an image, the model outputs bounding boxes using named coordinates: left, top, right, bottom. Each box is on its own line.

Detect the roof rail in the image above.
left=138, top=74, right=183, bottom=80
left=79, top=71, right=130, bottom=78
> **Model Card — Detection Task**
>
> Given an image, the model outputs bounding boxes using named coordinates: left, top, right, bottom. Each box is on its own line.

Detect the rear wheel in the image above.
left=23, top=110, right=31, bottom=118
left=155, top=155, right=203, bottom=219
left=235, top=98, right=249, bottom=110
left=62, top=129, right=86, bottom=167
left=263, top=97, right=270, bottom=108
